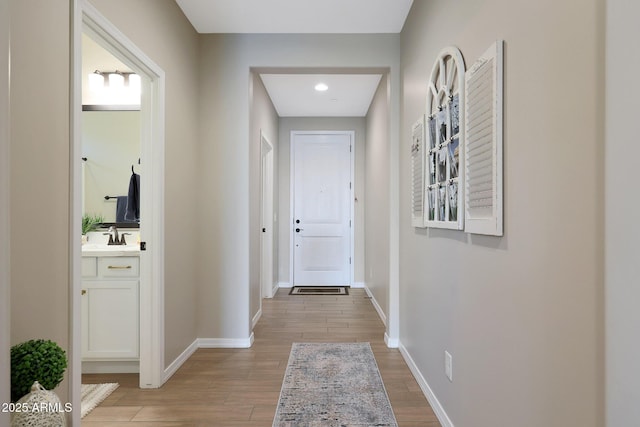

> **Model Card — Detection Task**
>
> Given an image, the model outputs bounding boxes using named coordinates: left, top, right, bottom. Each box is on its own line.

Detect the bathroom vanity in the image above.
left=81, top=231, right=140, bottom=373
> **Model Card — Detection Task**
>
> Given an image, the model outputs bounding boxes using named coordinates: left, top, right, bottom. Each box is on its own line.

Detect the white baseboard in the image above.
left=399, top=342, right=454, bottom=427
left=384, top=332, right=399, bottom=348
left=363, top=283, right=387, bottom=327
left=252, top=308, right=262, bottom=329
left=163, top=338, right=198, bottom=383
left=352, top=282, right=365, bottom=288
left=198, top=334, right=254, bottom=349
left=82, top=360, right=139, bottom=374
left=272, top=282, right=280, bottom=296
left=278, top=282, right=291, bottom=288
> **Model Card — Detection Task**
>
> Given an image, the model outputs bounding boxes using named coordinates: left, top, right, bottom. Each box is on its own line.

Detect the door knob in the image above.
left=295, top=228, right=303, bottom=233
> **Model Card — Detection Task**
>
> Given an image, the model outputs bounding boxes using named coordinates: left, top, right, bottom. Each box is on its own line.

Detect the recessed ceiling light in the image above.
left=314, top=83, right=328, bottom=92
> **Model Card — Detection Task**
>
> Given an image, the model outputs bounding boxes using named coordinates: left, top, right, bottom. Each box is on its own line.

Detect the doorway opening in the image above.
left=71, top=1, right=166, bottom=424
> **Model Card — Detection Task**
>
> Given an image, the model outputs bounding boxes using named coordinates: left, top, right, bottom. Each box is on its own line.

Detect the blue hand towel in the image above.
left=115, top=196, right=128, bottom=222
left=125, top=173, right=140, bottom=222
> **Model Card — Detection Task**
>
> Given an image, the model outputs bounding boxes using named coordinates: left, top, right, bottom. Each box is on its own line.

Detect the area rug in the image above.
left=81, top=383, right=119, bottom=419
left=289, top=286, right=349, bottom=295
left=273, top=342, right=398, bottom=427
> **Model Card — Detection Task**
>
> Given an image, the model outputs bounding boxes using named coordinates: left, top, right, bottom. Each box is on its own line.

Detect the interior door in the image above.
left=293, top=132, right=352, bottom=286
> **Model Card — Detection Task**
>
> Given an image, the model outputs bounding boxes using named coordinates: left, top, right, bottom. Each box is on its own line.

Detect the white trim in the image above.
left=252, top=308, right=263, bottom=329
left=273, top=282, right=280, bottom=296
left=384, top=333, right=399, bottom=349
left=278, top=282, right=292, bottom=288
left=387, top=72, right=401, bottom=352
left=260, top=131, right=275, bottom=300
left=399, top=342, right=454, bottom=427
left=289, top=130, right=355, bottom=287
left=351, top=281, right=365, bottom=288
left=363, top=284, right=387, bottom=327
left=163, top=339, right=198, bottom=383
left=69, top=3, right=82, bottom=425
left=0, top=0, right=10, bottom=422
left=74, top=0, right=166, bottom=396
left=81, top=361, right=139, bottom=374
left=198, top=335, right=255, bottom=349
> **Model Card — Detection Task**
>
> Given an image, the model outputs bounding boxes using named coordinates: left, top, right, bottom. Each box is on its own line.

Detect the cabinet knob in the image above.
left=81, top=289, right=86, bottom=295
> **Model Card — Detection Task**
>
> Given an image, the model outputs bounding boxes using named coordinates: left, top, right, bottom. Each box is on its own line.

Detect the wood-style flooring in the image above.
left=82, top=288, right=441, bottom=426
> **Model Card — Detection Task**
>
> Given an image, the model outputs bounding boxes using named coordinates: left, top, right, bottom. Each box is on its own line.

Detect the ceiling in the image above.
left=260, top=74, right=383, bottom=117
left=175, top=0, right=412, bottom=117
left=175, top=0, right=413, bottom=34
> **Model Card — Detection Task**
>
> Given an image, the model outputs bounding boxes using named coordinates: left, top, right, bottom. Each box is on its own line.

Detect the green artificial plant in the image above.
left=82, top=213, right=104, bottom=235
left=10, top=339, right=67, bottom=401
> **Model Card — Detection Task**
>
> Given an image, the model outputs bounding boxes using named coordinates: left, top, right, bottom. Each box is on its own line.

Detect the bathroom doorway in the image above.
left=71, top=2, right=166, bottom=424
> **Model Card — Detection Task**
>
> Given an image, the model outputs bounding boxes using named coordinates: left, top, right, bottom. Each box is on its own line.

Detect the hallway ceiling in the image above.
left=260, top=74, right=383, bottom=117
left=175, top=0, right=413, bottom=34
left=175, top=0, right=412, bottom=117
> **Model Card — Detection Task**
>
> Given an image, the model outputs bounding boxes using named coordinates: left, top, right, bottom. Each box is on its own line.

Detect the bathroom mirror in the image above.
left=81, top=110, right=141, bottom=226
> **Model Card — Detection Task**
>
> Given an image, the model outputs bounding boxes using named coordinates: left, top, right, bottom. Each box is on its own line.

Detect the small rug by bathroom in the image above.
left=289, top=286, right=349, bottom=295
left=81, top=383, right=119, bottom=418
left=273, top=342, right=398, bottom=427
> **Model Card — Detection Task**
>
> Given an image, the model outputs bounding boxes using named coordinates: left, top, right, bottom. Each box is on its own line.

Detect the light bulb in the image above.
left=88, top=71, right=104, bottom=92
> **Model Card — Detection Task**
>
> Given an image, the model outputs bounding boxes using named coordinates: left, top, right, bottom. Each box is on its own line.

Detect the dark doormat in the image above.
left=289, top=286, right=349, bottom=295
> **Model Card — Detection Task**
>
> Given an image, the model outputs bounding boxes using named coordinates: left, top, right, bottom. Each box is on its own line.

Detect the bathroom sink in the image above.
left=82, top=243, right=140, bottom=256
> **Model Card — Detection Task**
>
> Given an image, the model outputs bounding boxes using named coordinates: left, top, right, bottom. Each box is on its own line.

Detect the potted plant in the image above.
left=82, top=213, right=104, bottom=243
left=11, top=339, right=67, bottom=402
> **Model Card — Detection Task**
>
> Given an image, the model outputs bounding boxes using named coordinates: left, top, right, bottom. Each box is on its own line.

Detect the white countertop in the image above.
left=81, top=244, right=141, bottom=257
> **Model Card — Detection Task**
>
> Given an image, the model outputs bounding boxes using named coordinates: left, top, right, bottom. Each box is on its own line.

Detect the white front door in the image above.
left=292, top=132, right=353, bottom=286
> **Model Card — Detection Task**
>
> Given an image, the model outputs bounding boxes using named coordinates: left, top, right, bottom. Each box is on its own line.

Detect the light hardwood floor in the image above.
left=82, top=288, right=441, bottom=426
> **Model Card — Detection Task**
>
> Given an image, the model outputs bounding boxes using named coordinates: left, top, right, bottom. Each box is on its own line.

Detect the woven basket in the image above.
left=11, top=382, right=66, bottom=427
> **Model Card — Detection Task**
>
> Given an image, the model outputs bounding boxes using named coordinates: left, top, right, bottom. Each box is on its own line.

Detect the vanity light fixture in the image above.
left=127, top=73, right=141, bottom=95
left=108, top=71, right=125, bottom=89
left=314, top=82, right=329, bottom=92
left=88, top=70, right=104, bottom=92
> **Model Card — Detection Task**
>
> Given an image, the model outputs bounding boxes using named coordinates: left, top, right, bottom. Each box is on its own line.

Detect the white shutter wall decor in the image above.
left=424, top=46, right=466, bottom=230
left=411, top=116, right=426, bottom=227
left=464, top=40, right=504, bottom=236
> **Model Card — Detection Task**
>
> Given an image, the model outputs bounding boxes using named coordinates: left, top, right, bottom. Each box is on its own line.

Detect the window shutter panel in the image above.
left=411, top=116, right=426, bottom=227
left=464, top=41, right=504, bottom=236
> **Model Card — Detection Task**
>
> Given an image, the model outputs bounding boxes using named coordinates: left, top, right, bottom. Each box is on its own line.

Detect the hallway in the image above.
left=82, top=288, right=440, bottom=426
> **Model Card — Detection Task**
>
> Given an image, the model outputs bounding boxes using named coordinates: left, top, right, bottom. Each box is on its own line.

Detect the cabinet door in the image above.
left=81, top=280, right=139, bottom=359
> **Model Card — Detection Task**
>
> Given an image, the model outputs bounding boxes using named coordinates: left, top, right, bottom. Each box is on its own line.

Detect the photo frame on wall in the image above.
left=423, top=46, right=466, bottom=230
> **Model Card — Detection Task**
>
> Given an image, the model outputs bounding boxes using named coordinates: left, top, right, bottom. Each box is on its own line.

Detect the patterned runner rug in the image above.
left=273, top=342, right=398, bottom=426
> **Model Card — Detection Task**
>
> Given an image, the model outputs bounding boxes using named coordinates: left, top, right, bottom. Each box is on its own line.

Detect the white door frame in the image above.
left=289, top=130, right=355, bottom=287
left=0, top=0, right=11, bottom=423
left=71, top=2, right=165, bottom=424
left=260, top=131, right=275, bottom=300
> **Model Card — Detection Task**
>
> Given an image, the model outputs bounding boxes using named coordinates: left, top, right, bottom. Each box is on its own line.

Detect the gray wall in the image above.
left=85, top=0, right=201, bottom=366
left=278, top=117, right=366, bottom=287
left=249, top=73, right=279, bottom=322
left=1, top=0, right=10, bottom=421
left=9, top=0, right=71, bottom=403
left=365, top=76, right=391, bottom=320
left=400, top=1, right=604, bottom=426
left=605, top=0, right=640, bottom=425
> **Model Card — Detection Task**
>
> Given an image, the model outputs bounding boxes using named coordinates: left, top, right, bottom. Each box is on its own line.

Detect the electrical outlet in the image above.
left=445, top=351, right=453, bottom=382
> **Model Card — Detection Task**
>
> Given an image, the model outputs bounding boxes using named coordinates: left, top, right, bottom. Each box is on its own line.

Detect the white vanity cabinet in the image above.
left=81, top=255, right=139, bottom=362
